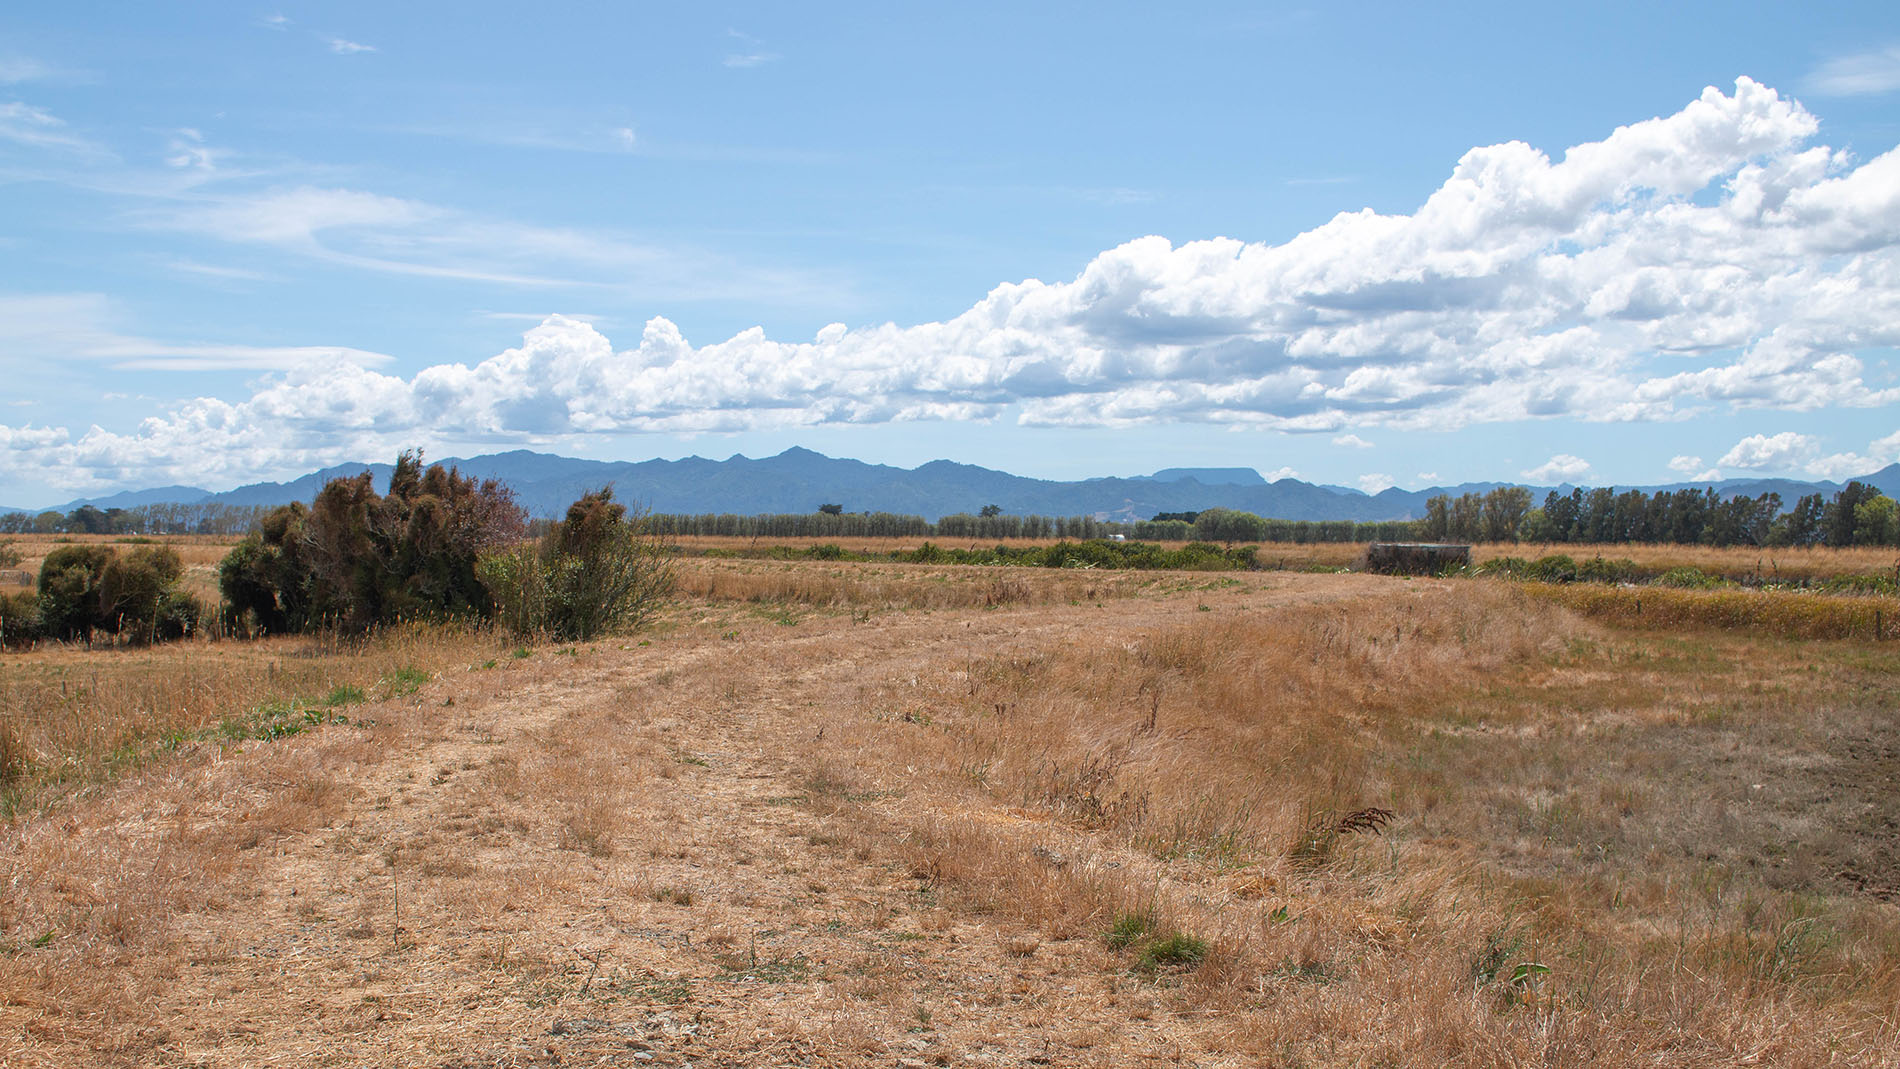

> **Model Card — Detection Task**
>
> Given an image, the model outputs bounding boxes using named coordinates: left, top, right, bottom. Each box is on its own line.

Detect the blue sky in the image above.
left=2, top=2, right=1899, bottom=507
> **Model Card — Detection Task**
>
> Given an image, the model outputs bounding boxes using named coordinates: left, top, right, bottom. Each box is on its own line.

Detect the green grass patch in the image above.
left=380, top=666, right=430, bottom=695
left=1137, top=932, right=1209, bottom=972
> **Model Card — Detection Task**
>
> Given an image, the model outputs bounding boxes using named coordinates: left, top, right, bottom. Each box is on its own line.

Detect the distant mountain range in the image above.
left=8, top=448, right=1900, bottom=524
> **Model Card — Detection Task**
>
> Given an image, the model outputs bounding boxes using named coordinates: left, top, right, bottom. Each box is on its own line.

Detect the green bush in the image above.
left=1477, top=556, right=1531, bottom=579
left=23, top=544, right=200, bottom=645
left=0, top=590, right=39, bottom=649
left=35, top=544, right=113, bottom=641
left=481, top=488, right=675, bottom=641
left=1814, top=572, right=1900, bottom=596
left=1576, top=556, right=1640, bottom=584
left=1656, top=566, right=1722, bottom=589
left=1526, top=554, right=1580, bottom=584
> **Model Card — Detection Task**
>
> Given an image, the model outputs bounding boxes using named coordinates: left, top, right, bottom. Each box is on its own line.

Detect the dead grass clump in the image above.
left=0, top=718, right=25, bottom=788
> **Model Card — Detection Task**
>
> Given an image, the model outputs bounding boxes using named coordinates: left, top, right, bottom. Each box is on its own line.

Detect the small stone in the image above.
left=549, top=1017, right=607, bottom=1036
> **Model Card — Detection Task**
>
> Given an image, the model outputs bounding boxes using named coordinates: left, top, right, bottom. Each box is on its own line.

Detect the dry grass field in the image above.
left=3, top=552, right=1899, bottom=1066
left=673, top=533, right=1899, bottom=584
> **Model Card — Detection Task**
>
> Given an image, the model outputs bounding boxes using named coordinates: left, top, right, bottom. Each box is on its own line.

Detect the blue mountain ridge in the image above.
left=16, top=451, right=1900, bottom=525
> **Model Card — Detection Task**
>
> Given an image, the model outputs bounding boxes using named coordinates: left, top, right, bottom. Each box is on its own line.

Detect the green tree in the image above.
left=1825, top=482, right=1880, bottom=546
left=1853, top=494, right=1898, bottom=546
left=1480, top=487, right=1532, bottom=543
left=1193, top=508, right=1267, bottom=544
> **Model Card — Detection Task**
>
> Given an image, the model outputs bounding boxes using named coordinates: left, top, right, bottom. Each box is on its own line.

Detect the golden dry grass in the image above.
left=1, top=560, right=1897, bottom=1066
left=676, top=533, right=1898, bottom=584
left=0, top=625, right=515, bottom=814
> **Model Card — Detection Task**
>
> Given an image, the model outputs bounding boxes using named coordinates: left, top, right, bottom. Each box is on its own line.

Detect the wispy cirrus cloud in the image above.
left=0, top=55, right=54, bottom=84
left=142, top=185, right=832, bottom=302
left=0, top=293, right=395, bottom=372
left=1806, top=44, right=1900, bottom=96
left=723, top=29, right=778, bottom=68
left=0, top=101, right=111, bottom=158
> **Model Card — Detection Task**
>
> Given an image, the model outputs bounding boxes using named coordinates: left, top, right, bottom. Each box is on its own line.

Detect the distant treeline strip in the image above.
left=1416, top=482, right=1897, bottom=548
left=643, top=509, right=1418, bottom=544
left=0, top=502, right=276, bottom=537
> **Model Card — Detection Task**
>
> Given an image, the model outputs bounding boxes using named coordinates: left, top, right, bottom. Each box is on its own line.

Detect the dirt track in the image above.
left=1, top=572, right=1379, bottom=1068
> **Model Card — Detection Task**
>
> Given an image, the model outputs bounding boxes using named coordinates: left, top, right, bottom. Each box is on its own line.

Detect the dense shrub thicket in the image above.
left=480, top=489, right=675, bottom=639
left=220, top=451, right=527, bottom=633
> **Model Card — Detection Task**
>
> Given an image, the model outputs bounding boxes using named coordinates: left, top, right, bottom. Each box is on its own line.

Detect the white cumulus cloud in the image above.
left=1718, top=431, right=1818, bottom=471
left=3, top=78, right=1900, bottom=491
left=1805, top=429, right=1900, bottom=481
left=1332, top=433, right=1373, bottom=448
left=1356, top=473, right=1396, bottom=493
left=1523, top=454, right=1592, bottom=483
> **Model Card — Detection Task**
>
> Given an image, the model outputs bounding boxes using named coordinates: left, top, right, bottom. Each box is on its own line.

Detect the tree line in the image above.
left=0, top=502, right=276, bottom=536
left=647, top=507, right=1412, bottom=544
left=1416, top=482, right=1897, bottom=547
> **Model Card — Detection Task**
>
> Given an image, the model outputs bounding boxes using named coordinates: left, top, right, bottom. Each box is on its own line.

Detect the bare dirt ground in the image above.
left=1, top=572, right=1382, bottom=1068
